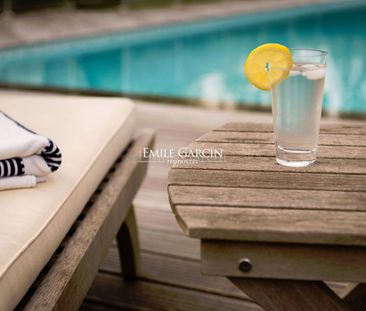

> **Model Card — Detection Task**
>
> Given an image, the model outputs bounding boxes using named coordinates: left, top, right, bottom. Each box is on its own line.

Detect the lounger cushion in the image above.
left=0, top=94, right=136, bottom=311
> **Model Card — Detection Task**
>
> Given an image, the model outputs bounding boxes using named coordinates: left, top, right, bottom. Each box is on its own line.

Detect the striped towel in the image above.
left=0, top=111, right=62, bottom=190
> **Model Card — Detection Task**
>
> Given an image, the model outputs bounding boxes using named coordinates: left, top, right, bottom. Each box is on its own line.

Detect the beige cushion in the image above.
left=0, top=95, right=136, bottom=311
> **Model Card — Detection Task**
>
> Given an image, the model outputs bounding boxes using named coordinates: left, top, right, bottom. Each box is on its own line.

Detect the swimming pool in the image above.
left=0, top=0, right=365, bottom=115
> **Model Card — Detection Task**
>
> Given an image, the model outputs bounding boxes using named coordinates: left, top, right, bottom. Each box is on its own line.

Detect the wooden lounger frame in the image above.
left=15, top=130, right=155, bottom=311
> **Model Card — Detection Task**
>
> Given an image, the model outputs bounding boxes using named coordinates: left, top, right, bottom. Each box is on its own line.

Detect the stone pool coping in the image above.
left=1, top=0, right=335, bottom=49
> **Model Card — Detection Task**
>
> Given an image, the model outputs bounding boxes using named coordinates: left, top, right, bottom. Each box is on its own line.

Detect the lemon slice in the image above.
left=244, top=43, right=293, bottom=90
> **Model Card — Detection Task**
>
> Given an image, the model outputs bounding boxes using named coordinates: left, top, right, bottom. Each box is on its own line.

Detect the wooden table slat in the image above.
left=188, top=141, right=366, bottom=159
left=174, top=205, right=366, bottom=246
left=216, top=123, right=366, bottom=135
left=198, top=131, right=366, bottom=146
left=169, top=169, right=366, bottom=192
left=169, top=185, right=366, bottom=212
left=172, top=156, right=366, bottom=175
left=169, top=122, right=366, bottom=246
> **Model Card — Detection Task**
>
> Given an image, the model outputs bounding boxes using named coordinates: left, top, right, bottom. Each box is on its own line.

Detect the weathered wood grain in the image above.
left=198, top=131, right=366, bottom=146
left=169, top=186, right=366, bottom=211
left=23, top=130, right=154, bottom=311
left=172, top=155, right=366, bottom=175
left=173, top=205, right=366, bottom=246
left=202, top=241, right=366, bottom=282
left=216, top=123, right=366, bottom=135
left=164, top=121, right=366, bottom=309
left=229, top=278, right=350, bottom=311
left=168, top=122, right=366, bottom=248
left=86, top=273, right=262, bottom=311
left=187, top=141, right=366, bottom=159
left=215, top=123, right=273, bottom=133
left=169, top=169, right=366, bottom=192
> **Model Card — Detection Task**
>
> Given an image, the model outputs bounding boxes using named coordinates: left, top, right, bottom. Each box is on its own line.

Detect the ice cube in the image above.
left=301, top=64, right=317, bottom=71
left=303, top=68, right=326, bottom=80
left=289, top=70, right=301, bottom=77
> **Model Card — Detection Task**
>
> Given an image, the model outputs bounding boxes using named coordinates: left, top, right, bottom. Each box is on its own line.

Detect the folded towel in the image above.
left=0, top=111, right=62, bottom=190
left=0, top=176, right=49, bottom=191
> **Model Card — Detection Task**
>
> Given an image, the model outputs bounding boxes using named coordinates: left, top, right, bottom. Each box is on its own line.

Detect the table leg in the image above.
left=229, top=277, right=351, bottom=311
left=117, top=205, right=140, bottom=280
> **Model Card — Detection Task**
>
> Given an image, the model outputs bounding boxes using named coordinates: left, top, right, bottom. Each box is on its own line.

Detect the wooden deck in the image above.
left=79, top=102, right=271, bottom=311
left=78, top=100, right=362, bottom=311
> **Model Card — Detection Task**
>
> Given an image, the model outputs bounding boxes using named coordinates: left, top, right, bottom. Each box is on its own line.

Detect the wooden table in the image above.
left=168, top=122, right=366, bottom=311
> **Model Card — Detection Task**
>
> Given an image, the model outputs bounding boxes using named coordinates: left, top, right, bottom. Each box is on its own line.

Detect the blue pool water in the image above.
left=0, top=0, right=365, bottom=114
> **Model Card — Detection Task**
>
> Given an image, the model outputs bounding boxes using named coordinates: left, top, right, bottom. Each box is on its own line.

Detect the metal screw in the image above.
left=238, top=258, right=252, bottom=273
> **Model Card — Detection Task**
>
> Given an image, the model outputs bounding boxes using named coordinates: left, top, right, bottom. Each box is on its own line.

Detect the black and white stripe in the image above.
left=0, top=158, right=24, bottom=177
left=41, top=139, right=62, bottom=172
left=0, top=112, right=62, bottom=177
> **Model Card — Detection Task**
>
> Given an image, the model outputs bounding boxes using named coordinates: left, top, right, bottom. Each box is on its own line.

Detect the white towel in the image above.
left=0, top=111, right=62, bottom=190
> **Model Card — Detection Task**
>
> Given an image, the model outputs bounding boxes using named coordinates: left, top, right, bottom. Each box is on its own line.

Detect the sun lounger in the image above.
left=0, top=94, right=154, bottom=311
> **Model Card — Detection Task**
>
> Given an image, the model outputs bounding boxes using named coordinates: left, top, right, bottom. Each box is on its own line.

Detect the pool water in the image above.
left=0, top=0, right=365, bottom=114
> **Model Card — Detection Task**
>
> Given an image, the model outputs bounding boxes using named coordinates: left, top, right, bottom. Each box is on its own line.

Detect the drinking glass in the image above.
left=271, top=48, right=327, bottom=167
